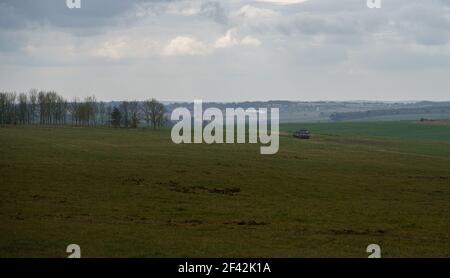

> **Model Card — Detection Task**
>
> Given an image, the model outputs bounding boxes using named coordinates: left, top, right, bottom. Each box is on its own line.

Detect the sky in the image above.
left=0, top=0, right=449, bottom=102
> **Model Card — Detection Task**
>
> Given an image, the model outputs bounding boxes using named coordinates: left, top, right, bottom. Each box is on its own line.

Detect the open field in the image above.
left=1, top=122, right=450, bottom=257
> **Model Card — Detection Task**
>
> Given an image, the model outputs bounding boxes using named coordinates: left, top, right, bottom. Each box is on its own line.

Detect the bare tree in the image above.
left=98, top=102, right=107, bottom=125
left=144, top=98, right=165, bottom=130
left=18, top=93, right=28, bottom=124
left=68, top=97, right=78, bottom=125
left=142, top=99, right=152, bottom=127
left=28, top=89, right=38, bottom=124
left=1, top=92, right=17, bottom=125
left=0, top=92, right=5, bottom=125
left=105, top=105, right=112, bottom=127
left=86, top=96, right=97, bottom=126
left=120, top=101, right=130, bottom=128
left=129, top=100, right=140, bottom=128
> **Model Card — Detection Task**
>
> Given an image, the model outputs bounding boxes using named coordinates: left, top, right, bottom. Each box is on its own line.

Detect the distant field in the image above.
left=344, top=113, right=450, bottom=122
left=1, top=122, right=449, bottom=257
left=282, top=121, right=450, bottom=141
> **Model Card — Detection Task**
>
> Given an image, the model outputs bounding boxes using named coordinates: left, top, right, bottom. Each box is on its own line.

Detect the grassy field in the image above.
left=1, top=122, right=449, bottom=257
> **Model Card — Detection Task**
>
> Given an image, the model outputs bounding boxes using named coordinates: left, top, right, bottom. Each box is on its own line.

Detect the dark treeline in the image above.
left=0, top=90, right=166, bottom=129
left=330, top=106, right=450, bottom=121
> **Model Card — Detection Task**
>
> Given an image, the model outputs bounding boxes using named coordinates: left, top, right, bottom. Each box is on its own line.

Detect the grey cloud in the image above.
left=0, top=0, right=139, bottom=29
left=355, top=46, right=450, bottom=70
left=199, top=1, right=228, bottom=24
left=0, top=0, right=450, bottom=101
left=235, top=0, right=449, bottom=47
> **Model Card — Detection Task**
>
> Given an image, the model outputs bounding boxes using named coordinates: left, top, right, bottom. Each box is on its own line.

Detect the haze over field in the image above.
left=1, top=0, right=450, bottom=101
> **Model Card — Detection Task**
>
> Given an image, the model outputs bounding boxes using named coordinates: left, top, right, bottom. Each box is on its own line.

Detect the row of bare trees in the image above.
left=69, top=96, right=110, bottom=126
left=0, top=90, right=166, bottom=129
left=38, top=91, right=68, bottom=125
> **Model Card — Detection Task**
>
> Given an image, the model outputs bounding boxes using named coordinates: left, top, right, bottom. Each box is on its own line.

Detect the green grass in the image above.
left=1, top=122, right=449, bottom=257
left=282, top=121, right=450, bottom=141
left=343, top=113, right=450, bottom=122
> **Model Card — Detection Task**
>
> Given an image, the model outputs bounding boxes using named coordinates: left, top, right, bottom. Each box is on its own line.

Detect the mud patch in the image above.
left=330, top=228, right=386, bottom=236
left=0, top=163, right=11, bottom=169
left=124, top=215, right=149, bottom=222
left=167, top=219, right=204, bottom=226
left=208, top=187, right=241, bottom=195
left=407, top=175, right=448, bottom=181
left=225, top=220, right=269, bottom=226
left=31, top=194, right=45, bottom=200
left=417, top=119, right=450, bottom=126
left=122, top=177, right=146, bottom=186
left=162, top=180, right=241, bottom=196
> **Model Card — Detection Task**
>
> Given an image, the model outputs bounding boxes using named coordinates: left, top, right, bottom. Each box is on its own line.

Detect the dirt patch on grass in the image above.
left=224, top=220, right=269, bottom=226
left=161, top=180, right=241, bottom=196
left=407, top=175, right=448, bottom=181
left=122, top=177, right=146, bottom=186
left=167, top=219, right=204, bottom=226
left=31, top=194, right=46, bottom=200
left=124, top=215, right=149, bottom=222
left=208, top=187, right=241, bottom=195
left=417, top=119, right=450, bottom=126
left=0, top=163, right=11, bottom=169
left=330, top=228, right=386, bottom=236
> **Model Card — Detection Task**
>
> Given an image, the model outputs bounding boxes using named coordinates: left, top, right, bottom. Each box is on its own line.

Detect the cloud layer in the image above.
left=0, top=0, right=449, bottom=101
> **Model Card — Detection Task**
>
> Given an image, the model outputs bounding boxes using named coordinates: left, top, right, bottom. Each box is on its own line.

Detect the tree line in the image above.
left=0, top=90, right=166, bottom=129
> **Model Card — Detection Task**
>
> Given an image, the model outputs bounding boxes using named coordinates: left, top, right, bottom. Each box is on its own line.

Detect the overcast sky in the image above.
left=0, top=0, right=449, bottom=101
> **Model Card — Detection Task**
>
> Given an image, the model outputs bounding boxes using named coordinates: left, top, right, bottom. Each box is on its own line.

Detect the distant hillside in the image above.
left=105, top=100, right=450, bottom=123
left=330, top=105, right=450, bottom=122
left=163, top=101, right=450, bottom=123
